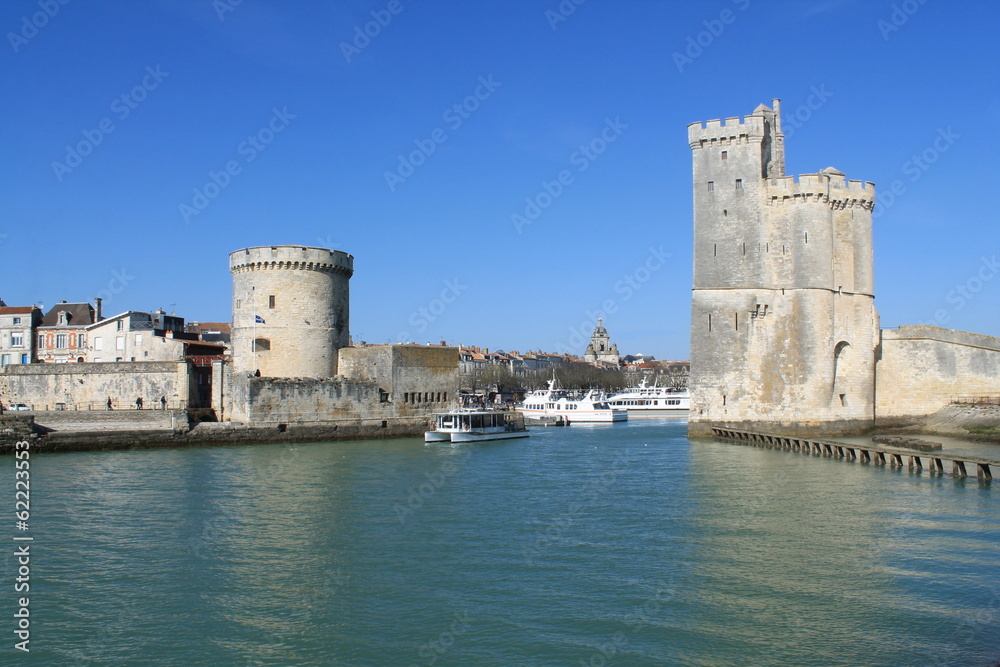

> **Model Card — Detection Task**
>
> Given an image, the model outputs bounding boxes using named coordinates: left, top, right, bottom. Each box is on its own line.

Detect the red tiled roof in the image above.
left=0, top=307, right=35, bottom=315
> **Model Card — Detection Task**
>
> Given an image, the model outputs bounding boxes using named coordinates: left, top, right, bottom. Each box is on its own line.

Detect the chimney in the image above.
left=94, top=297, right=103, bottom=322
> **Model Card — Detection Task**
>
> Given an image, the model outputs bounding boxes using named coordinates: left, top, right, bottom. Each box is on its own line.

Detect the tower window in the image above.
left=735, top=312, right=739, bottom=330
left=735, top=179, right=743, bottom=190
left=707, top=181, right=714, bottom=191
left=268, top=295, right=276, bottom=309
left=721, top=151, right=728, bottom=160
left=804, top=232, right=809, bottom=244
left=723, top=209, right=728, bottom=217
left=708, top=313, right=712, bottom=332
left=713, top=243, right=717, bottom=257
left=742, top=243, right=746, bottom=256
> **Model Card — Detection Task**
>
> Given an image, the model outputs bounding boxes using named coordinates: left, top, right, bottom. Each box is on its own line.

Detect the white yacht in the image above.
left=606, top=378, right=689, bottom=417
left=425, top=409, right=530, bottom=443
left=518, top=380, right=627, bottom=423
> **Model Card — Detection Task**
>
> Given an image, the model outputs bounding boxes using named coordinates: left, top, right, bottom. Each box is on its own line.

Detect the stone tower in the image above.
left=584, top=317, right=620, bottom=365
left=230, top=246, right=353, bottom=378
left=687, top=101, right=878, bottom=436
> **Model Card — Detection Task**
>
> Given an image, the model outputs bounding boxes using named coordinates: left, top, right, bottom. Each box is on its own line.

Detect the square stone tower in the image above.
left=688, top=101, right=879, bottom=436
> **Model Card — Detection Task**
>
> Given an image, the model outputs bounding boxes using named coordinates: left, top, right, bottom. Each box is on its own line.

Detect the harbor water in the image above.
left=5, top=419, right=999, bottom=666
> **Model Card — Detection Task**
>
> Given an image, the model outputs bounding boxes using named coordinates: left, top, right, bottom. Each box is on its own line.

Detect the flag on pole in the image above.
left=255, top=315, right=266, bottom=324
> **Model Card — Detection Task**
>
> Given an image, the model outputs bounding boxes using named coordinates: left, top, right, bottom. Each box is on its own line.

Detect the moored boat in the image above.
left=606, top=378, right=689, bottom=417
left=518, top=380, right=627, bottom=423
left=425, top=409, right=530, bottom=443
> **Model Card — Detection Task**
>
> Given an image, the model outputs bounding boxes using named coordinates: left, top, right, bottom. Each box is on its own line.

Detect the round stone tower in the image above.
left=230, top=246, right=354, bottom=378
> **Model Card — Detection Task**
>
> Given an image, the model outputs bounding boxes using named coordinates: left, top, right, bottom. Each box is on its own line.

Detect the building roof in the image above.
left=186, top=322, right=232, bottom=334
left=40, top=302, right=96, bottom=328
left=0, top=306, right=36, bottom=315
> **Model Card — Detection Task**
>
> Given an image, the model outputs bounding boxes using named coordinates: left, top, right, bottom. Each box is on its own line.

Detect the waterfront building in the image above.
left=84, top=310, right=184, bottom=362
left=36, top=301, right=100, bottom=363
left=0, top=305, right=42, bottom=368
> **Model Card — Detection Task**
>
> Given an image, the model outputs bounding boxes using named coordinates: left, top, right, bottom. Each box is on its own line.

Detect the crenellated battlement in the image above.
left=766, top=174, right=875, bottom=209
left=688, top=114, right=766, bottom=148
left=230, top=246, right=354, bottom=277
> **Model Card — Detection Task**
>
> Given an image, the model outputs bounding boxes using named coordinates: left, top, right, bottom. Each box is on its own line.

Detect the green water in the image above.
left=3, top=419, right=998, bottom=665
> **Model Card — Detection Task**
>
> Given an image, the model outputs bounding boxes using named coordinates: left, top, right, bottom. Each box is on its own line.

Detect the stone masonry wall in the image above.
left=226, top=344, right=459, bottom=425
left=688, top=103, right=878, bottom=437
left=876, top=326, right=1000, bottom=422
left=230, top=246, right=352, bottom=378
left=0, top=361, right=189, bottom=411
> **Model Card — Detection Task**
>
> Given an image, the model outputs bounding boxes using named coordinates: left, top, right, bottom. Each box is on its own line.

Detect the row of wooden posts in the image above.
left=711, top=427, right=994, bottom=481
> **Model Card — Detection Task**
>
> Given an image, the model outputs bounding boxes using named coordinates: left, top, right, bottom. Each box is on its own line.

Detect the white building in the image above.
left=0, top=305, right=42, bottom=368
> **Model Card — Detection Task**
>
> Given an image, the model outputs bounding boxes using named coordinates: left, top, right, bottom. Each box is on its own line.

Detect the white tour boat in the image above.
left=518, top=380, right=628, bottom=423
left=425, top=409, right=530, bottom=443
left=606, top=378, right=690, bottom=417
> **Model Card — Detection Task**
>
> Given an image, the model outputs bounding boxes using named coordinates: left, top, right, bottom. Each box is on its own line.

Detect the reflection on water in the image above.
left=6, top=420, right=999, bottom=666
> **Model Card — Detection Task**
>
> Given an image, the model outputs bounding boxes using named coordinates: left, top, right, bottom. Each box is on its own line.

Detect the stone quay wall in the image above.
left=1, top=361, right=190, bottom=411
left=876, top=326, right=1000, bottom=424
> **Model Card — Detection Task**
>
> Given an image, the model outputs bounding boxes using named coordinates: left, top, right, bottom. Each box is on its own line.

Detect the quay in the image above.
left=710, top=427, right=996, bottom=482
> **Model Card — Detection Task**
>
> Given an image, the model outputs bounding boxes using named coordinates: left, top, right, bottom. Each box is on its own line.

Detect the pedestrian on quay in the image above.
left=136, top=396, right=143, bottom=410
left=106, top=397, right=113, bottom=411
left=0, top=399, right=5, bottom=416
left=160, top=396, right=167, bottom=410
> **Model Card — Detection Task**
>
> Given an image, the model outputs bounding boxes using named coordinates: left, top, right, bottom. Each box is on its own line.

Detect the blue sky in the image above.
left=3, top=0, right=998, bottom=360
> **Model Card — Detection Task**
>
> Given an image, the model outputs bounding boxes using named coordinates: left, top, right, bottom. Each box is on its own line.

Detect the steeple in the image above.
left=583, top=317, right=620, bottom=365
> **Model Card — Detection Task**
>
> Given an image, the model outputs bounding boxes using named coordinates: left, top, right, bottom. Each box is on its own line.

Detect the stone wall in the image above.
left=876, top=326, right=1000, bottom=423
left=0, top=361, right=190, bottom=411
left=226, top=344, right=459, bottom=425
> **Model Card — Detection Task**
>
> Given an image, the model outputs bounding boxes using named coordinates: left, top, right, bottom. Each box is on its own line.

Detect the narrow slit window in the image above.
left=804, top=232, right=809, bottom=244
left=713, top=243, right=717, bottom=257
left=708, top=313, right=712, bottom=332
left=707, top=181, right=714, bottom=191
left=723, top=209, right=728, bottom=217
left=268, top=295, right=276, bottom=309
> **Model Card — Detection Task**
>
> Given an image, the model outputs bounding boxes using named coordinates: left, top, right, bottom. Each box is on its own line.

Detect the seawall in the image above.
left=0, top=412, right=429, bottom=454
